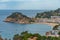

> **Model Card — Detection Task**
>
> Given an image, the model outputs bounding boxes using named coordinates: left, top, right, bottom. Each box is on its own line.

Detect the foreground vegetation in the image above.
left=0, top=31, right=60, bottom=40
left=13, top=31, right=60, bottom=40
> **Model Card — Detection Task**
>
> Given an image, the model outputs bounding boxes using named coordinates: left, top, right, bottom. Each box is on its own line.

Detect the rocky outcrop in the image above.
left=4, top=12, right=35, bottom=24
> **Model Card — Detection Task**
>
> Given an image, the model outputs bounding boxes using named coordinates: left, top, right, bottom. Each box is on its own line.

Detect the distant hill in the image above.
left=4, top=12, right=34, bottom=24
left=35, top=8, right=60, bottom=18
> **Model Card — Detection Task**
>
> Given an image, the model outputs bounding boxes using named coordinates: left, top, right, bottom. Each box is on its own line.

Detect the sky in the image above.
left=0, top=0, right=60, bottom=10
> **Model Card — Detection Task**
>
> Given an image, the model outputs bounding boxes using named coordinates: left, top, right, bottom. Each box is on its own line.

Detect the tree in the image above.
left=21, top=31, right=33, bottom=40
left=53, top=25, right=59, bottom=30
left=13, top=34, right=22, bottom=40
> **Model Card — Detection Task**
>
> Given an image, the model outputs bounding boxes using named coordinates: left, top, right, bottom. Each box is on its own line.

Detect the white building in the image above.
left=46, top=25, right=60, bottom=37
left=51, top=16, right=60, bottom=19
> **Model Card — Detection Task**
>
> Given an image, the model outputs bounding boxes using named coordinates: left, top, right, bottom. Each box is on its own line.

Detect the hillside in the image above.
left=35, top=8, right=60, bottom=18
left=5, top=12, right=34, bottom=24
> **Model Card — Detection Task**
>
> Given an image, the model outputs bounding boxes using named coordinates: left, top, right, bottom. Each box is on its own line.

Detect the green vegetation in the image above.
left=7, top=12, right=29, bottom=19
left=53, top=25, right=60, bottom=30
left=13, top=31, right=59, bottom=40
left=35, top=8, right=60, bottom=18
left=6, top=12, right=35, bottom=23
left=1, top=31, right=60, bottom=40
left=12, top=31, right=60, bottom=40
left=53, top=25, right=59, bottom=30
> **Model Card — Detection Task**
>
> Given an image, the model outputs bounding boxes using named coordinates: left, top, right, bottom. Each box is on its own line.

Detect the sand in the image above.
left=35, top=22, right=59, bottom=27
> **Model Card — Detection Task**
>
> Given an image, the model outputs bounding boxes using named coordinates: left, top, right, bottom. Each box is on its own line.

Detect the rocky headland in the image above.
left=4, top=12, right=35, bottom=24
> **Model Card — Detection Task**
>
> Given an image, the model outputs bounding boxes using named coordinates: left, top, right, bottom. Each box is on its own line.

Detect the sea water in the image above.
left=0, top=10, right=52, bottom=39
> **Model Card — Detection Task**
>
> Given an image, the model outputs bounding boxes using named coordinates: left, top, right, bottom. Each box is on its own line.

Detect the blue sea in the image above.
left=0, top=10, right=52, bottom=40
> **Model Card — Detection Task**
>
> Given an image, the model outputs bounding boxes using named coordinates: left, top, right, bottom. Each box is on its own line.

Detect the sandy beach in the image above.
left=35, top=22, right=59, bottom=27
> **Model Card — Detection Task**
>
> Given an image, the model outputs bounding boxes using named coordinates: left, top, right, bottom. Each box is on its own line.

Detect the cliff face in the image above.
left=5, top=12, right=34, bottom=24
left=35, top=8, right=60, bottom=18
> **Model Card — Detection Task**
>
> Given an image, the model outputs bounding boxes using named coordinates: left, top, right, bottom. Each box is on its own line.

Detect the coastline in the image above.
left=34, top=22, right=59, bottom=27
left=4, top=20, right=59, bottom=27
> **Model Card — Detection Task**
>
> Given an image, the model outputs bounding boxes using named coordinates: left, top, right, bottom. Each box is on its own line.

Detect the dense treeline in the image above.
left=13, top=31, right=60, bottom=40
left=35, top=8, right=60, bottom=18
left=0, top=31, right=60, bottom=40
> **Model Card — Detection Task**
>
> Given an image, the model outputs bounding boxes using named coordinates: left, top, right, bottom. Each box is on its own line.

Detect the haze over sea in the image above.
left=0, top=10, right=52, bottom=40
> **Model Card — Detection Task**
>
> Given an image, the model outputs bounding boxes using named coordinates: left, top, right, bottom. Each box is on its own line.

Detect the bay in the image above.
left=0, top=10, right=52, bottom=39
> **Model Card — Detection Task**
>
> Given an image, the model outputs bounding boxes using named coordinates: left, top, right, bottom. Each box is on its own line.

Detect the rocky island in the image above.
left=4, top=12, right=35, bottom=24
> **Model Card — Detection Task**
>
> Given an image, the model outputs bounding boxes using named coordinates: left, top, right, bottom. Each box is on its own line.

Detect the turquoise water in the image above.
left=0, top=10, right=52, bottom=39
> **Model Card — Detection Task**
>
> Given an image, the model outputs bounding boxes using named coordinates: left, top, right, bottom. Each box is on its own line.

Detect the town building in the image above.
left=46, top=25, right=60, bottom=37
